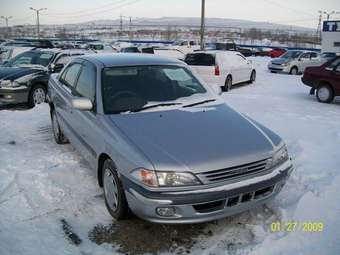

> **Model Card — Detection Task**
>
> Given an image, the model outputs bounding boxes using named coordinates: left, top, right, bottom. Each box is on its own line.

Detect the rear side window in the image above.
left=184, top=53, right=215, bottom=66
left=74, top=62, right=96, bottom=101
left=329, top=58, right=340, bottom=69
left=60, top=63, right=82, bottom=87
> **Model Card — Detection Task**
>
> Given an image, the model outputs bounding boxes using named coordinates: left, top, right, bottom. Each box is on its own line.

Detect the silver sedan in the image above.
left=48, top=53, right=293, bottom=223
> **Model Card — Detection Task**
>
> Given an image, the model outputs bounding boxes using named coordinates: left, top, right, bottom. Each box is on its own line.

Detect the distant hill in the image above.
left=74, top=17, right=315, bottom=32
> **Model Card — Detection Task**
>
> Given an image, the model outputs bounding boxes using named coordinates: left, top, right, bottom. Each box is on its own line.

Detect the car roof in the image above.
left=28, top=48, right=92, bottom=55
left=188, top=50, right=238, bottom=55
left=79, top=53, right=184, bottom=67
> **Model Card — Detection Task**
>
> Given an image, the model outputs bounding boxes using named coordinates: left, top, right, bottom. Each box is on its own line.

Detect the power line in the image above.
left=46, top=0, right=129, bottom=16
left=260, top=0, right=315, bottom=17
left=43, top=0, right=142, bottom=19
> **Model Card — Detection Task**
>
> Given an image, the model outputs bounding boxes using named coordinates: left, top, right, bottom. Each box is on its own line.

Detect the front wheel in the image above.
left=51, top=110, right=68, bottom=144
left=249, top=70, right=256, bottom=83
left=316, top=84, right=334, bottom=103
left=289, top=67, right=298, bottom=75
left=28, top=84, right=46, bottom=108
left=102, top=159, right=130, bottom=220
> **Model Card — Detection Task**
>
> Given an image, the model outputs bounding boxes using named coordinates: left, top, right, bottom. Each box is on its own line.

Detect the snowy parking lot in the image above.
left=1, top=57, right=340, bottom=255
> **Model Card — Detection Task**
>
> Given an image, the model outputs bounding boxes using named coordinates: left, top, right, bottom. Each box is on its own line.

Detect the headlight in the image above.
left=281, top=62, right=288, bottom=66
left=131, top=168, right=201, bottom=187
left=0, top=80, right=20, bottom=88
left=271, top=145, right=289, bottom=168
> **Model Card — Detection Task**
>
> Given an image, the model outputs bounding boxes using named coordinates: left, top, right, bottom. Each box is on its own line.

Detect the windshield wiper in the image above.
left=183, top=99, right=216, bottom=108
left=131, top=103, right=182, bottom=113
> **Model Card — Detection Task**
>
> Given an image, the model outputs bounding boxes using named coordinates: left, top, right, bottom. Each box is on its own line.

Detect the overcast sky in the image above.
left=1, top=0, right=340, bottom=28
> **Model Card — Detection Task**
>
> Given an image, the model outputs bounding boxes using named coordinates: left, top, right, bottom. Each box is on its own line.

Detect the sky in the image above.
left=1, top=0, right=340, bottom=28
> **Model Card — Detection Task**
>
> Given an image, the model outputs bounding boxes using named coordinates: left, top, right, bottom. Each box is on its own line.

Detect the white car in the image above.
left=184, top=51, right=256, bottom=91
left=268, top=50, right=324, bottom=75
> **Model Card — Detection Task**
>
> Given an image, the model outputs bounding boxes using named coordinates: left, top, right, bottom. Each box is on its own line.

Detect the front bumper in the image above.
left=123, top=160, right=293, bottom=224
left=0, top=86, right=29, bottom=104
left=267, top=63, right=290, bottom=73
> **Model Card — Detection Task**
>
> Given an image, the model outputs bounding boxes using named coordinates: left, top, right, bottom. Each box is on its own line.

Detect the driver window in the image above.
left=300, top=53, right=310, bottom=59
left=74, top=62, right=96, bottom=102
left=59, top=63, right=82, bottom=88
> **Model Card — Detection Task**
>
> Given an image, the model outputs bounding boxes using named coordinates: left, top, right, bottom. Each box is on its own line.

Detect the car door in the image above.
left=235, top=54, right=251, bottom=83
left=310, top=52, right=322, bottom=67
left=54, top=61, right=83, bottom=146
left=70, top=60, right=99, bottom=168
left=298, top=52, right=311, bottom=71
left=331, top=63, right=340, bottom=95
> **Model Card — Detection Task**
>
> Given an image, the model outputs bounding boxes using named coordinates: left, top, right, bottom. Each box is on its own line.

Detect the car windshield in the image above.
left=280, top=51, right=302, bottom=59
left=7, top=51, right=54, bottom=67
left=90, top=44, right=104, bottom=50
left=102, top=65, right=207, bottom=114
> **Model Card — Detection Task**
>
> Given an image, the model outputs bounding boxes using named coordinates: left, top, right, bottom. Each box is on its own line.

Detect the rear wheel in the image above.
left=316, top=84, right=334, bottom=103
left=28, top=84, right=46, bottom=108
left=224, top=76, right=232, bottom=92
left=102, top=159, right=130, bottom=220
left=290, top=66, right=298, bottom=75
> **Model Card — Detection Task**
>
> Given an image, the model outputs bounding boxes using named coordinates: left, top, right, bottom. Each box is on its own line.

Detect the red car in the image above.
left=269, top=48, right=286, bottom=58
left=302, top=56, right=340, bottom=103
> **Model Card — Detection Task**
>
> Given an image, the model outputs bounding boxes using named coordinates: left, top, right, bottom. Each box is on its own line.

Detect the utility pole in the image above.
left=200, top=0, right=205, bottom=50
left=29, top=7, right=47, bottom=39
left=0, top=16, right=12, bottom=38
left=119, top=14, right=123, bottom=40
left=129, top=16, right=132, bottom=40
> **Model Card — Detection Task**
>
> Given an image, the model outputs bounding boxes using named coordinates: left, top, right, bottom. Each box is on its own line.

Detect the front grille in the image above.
left=197, top=158, right=270, bottom=184
left=272, top=63, right=283, bottom=66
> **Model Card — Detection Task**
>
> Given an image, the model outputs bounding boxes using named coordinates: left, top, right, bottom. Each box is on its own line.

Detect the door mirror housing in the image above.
left=49, top=63, right=64, bottom=73
left=72, top=98, right=93, bottom=111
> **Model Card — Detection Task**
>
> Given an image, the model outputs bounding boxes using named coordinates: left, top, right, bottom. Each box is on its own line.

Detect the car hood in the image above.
left=271, top=58, right=291, bottom=65
left=110, top=103, right=280, bottom=173
left=0, top=66, right=43, bottom=81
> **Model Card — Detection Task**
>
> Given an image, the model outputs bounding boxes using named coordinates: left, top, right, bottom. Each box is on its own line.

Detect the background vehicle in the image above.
left=269, top=48, right=286, bottom=58
left=254, top=47, right=271, bottom=57
left=302, top=57, right=340, bottom=103
left=87, top=42, right=116, bottom=53
left=268, top=50, right=322, bottom=75
left=0, top=46, right=34, bottom=64
left=185, top=51, right=256, bottom=91
left=48, top=53, right=292, bottom=224
left=0, top=49, right=92, bottom=107
left=120, top=46, right=141, bottom=53
left=320, top=52, right=339, bottom=62
left=237, top=47, right=253, bottom=57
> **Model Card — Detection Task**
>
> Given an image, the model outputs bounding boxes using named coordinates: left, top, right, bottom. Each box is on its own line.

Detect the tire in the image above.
left=102, top=159, right=130, bottom=220
left=289, top=66, right=298, bottom=75
left=28, top=84, right=46, bottom=108
left=316, top=84, right=334, bottom=103
left=224, top=76, right=232, bottom=92
left=51, top=110, right=69, bottom=144
left=249, top=70, right=256, bottom=83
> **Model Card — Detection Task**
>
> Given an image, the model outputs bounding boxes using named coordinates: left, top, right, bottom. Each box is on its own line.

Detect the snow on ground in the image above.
left=0, top=57, right=340, bottom=255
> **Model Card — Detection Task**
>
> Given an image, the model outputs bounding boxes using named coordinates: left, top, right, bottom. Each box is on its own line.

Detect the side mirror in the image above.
left=49, top=63, right=64, bottom=73
left=211, top=86, right=223, bottom=95
left=72, top=98, right=93, bottom=111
